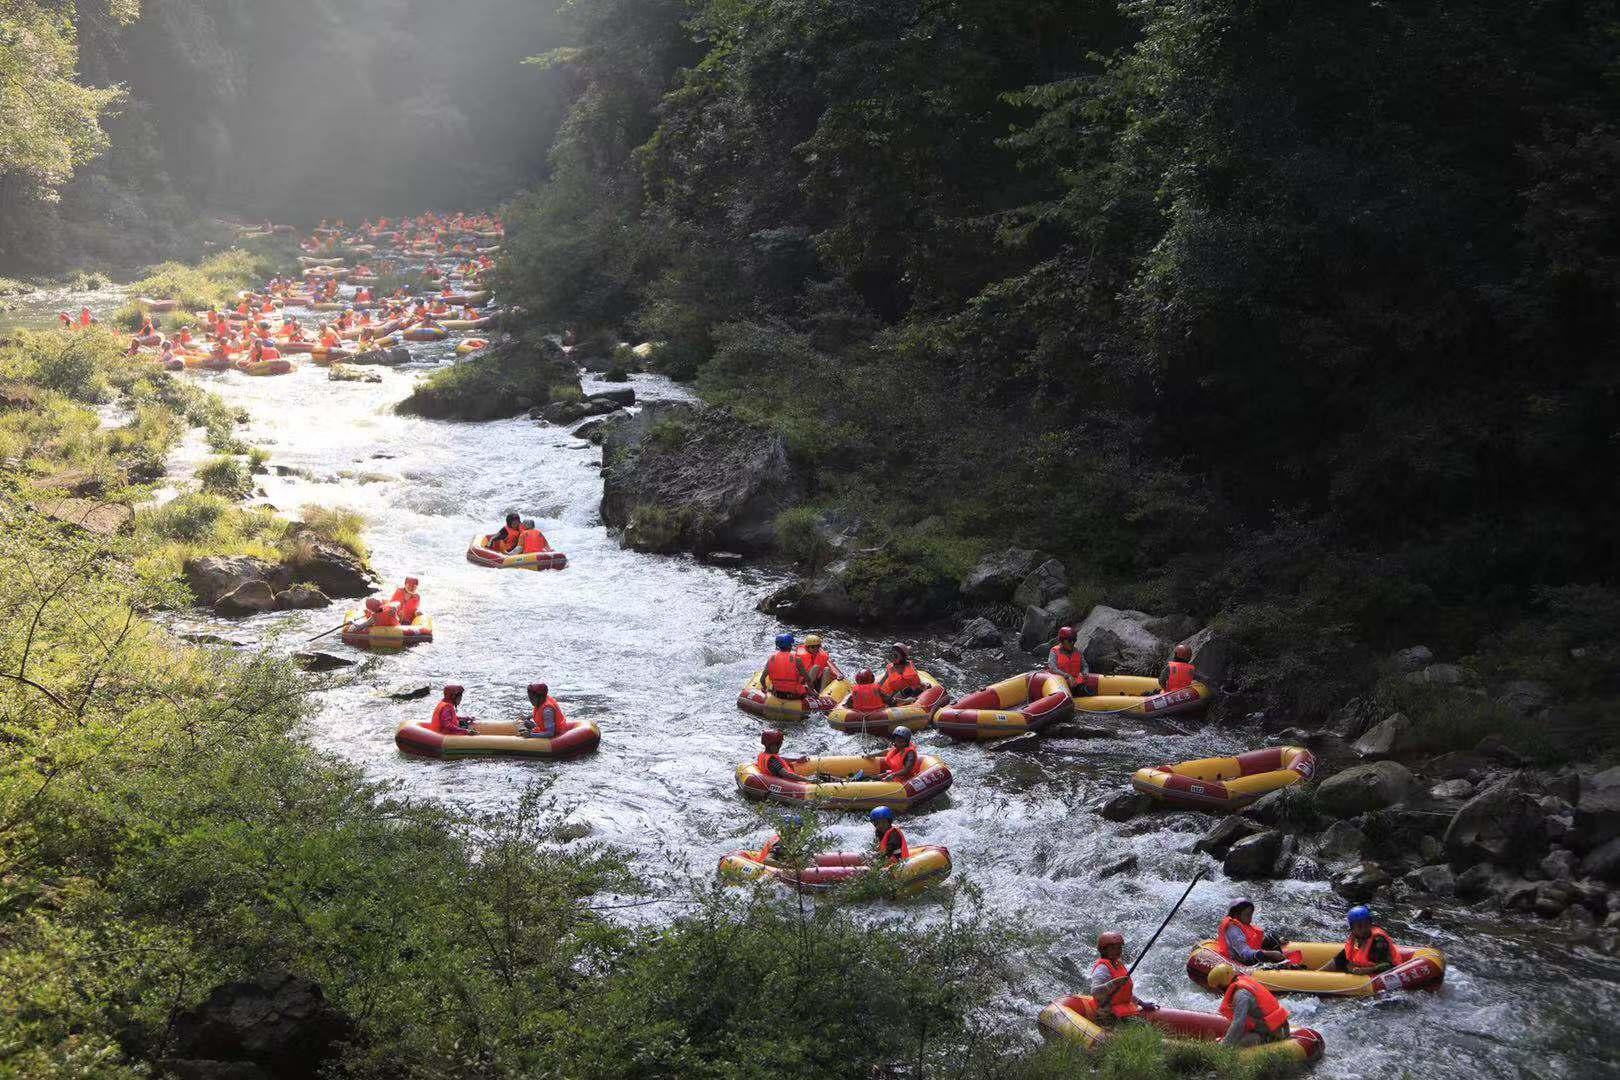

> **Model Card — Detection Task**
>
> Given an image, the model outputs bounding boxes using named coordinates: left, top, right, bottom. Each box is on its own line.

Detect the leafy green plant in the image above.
left=195, top=455, right=252, bottom=499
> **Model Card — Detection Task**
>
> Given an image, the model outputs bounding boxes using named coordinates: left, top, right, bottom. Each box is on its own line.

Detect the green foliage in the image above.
left=774, top=506, right=833, bottom=571
left=549, top=381, right=584, bottom=403
left=195, top=454, right=252, bottom=499
left=293, top=504, right=368, bottom=558
left=397, top=341, right=580, bottom=421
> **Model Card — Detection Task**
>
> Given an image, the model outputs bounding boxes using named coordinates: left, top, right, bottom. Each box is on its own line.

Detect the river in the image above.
left=8, top=281, right=1619, bottom=1079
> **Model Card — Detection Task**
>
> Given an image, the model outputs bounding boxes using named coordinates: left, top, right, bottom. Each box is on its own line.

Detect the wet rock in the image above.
left=592, top=387, right=636, bottom=406
left=1426, top=751, right=1492, bottom=783
left=1316, top=820, right=1367, bottom=863
left=1455, top=863, right=1512, bottom=901
left=1019, top=605, right=1061, bottom=652
left=385, top=684, right=432, bottom=701
left=1097, top=854, right=1139, bottom=878
left=988, top=732, right=1044, bottom=754
left=571, top=417, right=609, bottom=444
left=182, top=634, right=246, bottom=648
left=1013, top=559, right=1068, bottom=609
left=274, top=585, right=330, bottom=610
left=1540, top=848, right=1578, bottom=880
left=293, top=652, right=353, bottom=673
left=955, top=617, right=1002, bottom=650
left=166, top=970, right=351, bottom=1080
left=1331, top=862, right=1392, bottom=903
left=1493, top=679, right=1555, bottom=715
left=281, top=528, right=376, bottom=599
left=1418, top=835, right=1445, bottom=863
left=1534, top=881, right=1578, bottom=918
left=757, top=569, right=861, bottom=624
left=1326, top=696, right=1383, bottom=740
left=1075, top=606, right=1170, bottom=674
left=1406, top=662, right=1464, bottom=686
left=215, top=580, right=279, bottom=616
left=1181, top=624, right=1235, bottom=687
left=1502, top=880, right=1540, bottom=912
left=185, top=557, right=293, bottom=608
left=1224, top=830, right=1285, bottom=879
left=1443, top=775, right=1548, bottom=867
left=1194, top=815, right=1267, bottom=858
left=1406, top=864, right=1456, bottom=896
left=34, top=496, right=134, bottom=536
left=1098, top=791, right=1154, bottom=822
left=1581, top=837, right=1620, bottom=882
left=1392, top=645, right=1435, bottom=673
left=1316, top=761, right=1416, bottom=818
left=1576, top=766, right=1620, bottom=850
left=1353, top=713, right=1413, bottom=759
left=1430, top=779, right=1474, bottom=801
left=960, top=548, right=1046, bottom=603
left=326, top=363, right=381, bottom=383
left=349, top=346, right=412, bottom=366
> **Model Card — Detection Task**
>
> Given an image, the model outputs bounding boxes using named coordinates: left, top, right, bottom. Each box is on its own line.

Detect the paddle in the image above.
left=1128, top=866, right=1206, bottom=977
left=304, top=618, right=353, bottom=644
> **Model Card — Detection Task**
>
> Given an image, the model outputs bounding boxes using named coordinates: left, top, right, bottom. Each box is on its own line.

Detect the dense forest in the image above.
left=501, top=0, right=1620, bottom=735
left=0, top=0, right=568, bottom=271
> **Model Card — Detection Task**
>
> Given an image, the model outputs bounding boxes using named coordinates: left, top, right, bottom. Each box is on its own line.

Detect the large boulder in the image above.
left=274, top=585, right=330, bottom=610
left=1577, top=766, right=1620, bottom=851
left=600, top=403, right=803, bottom=556
left=955, top=617, right=1003, bottom=650
left=1223, top=829, right=1286, bottom=879
left=960, top=549, right=1047, bottom=603
left=1097, top=791, right=1154, bottom=822
left=1018, top=603, right=1061, bottom=652
left=1316, top=761, right=1416, bottom=818
left=283, top=529, right=376, bottom=599
left=214, top=580, right=278, bottom=616
left=1443, top=774, right=1549, bottom=867
left=185, top=557, right=292, bottom=608
left=1331, top=862, right=1392, bottom=903
left=1074, top=606, right=1170, bottom=674
left=1582, top=837, right=1620, bottom=882
left=1180, top=624, right=1235, bottom=687
left=1353, top=713, right=1415, bottom=759
left=1013, top=559, right=1068, bottom=609
left=165, top=971, right=351, bottom=1080
left=1194, top=815, right=1268, bottom=858
left=755, top=566, right=861, bottom=624
left=1391, top=645, right=1435, bottom=673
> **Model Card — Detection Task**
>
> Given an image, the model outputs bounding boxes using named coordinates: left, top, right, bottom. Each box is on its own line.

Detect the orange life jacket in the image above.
left=756, top=834, right=779, bottom=863
left=795, top=646, right=829, bottom=673
left=881, top=745, right=918, bottom=780
left=1165, top=660, right=1196, bottom=691
left=1219, top=975, right=1289, bottom=1034
left=878, top=826, right=910, bottom=862
left=849, top=683, right=888, bottom=712
left=765, top=651, right=807, bottom=696
left=1093, top=957, right=1140, bottom=1018
left=370, top=606, right=400, bottom=628
left=1344, top=926, right=1400, bottom=968
left=880, top=662, right=921, bottom=696
left=519, top=528, right=548, bottom=554
left=79, top=310, right=93, bottom=326
left=532, top=696, right=568, bottom=735
left=488, top=527, right=521, bottom=553
left=756, top=751, right=793, bottom=778
left=1050, top=645, right=1085, bottom=681
left=389, top=588, right=419, bottom=624
left=1215, top=916, right=1268, bottom=960
left=430, top=700, right=460, bottom=734
left=258, top=344, right=280, bottom=360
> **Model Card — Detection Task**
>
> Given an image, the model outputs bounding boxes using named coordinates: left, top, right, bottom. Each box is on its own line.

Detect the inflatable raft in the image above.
left=734, top=753, right=952, bottom=812
left=1073, top=673, right=1213, bottom=717
left=1037, top=994, right=1324, bottom=1065
left=1131, top=746, right=1315, bottom=812
left=719, top=845, right=952, bottom=895
left=237, top=358, right=293, bottom=376
left=402, top=325, right=448, bottom=342
left=395, top=717, right=600, bottom=759
left=466, top=535, right=568, bottom=571
left=1186, top=939, right=1446, bottom=997
left=340, top=610, right=434, bottom=650
left=933, top=671, right=1075, bottom=740
left=825, top=671, right=948, bottom=735
left=737, top=675, right=852, bottom=723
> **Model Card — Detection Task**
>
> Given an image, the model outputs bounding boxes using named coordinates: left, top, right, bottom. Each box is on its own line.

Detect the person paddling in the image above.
left=387, top=576, right=421, bottom=623
left=1091, top=932, right=1157, bottom=1023
left=756, top=729, right=803, bottom=781
left=429, top=685, right=474, bottom=735
left=875, top=726, right=919, bottom=782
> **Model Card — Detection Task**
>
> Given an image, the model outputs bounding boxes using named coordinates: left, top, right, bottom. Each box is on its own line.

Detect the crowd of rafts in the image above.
left=108, top=210, right=1451, bottom=1070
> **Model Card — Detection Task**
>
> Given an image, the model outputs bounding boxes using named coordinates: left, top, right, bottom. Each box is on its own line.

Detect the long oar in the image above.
left=1129, top=866, right=1206, bottom=976
left=304, top=618, right=353, bottom=644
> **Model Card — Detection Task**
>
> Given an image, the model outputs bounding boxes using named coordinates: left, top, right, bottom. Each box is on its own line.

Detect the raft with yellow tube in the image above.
left=719, top=845, right=952, bottom=895
left=456, top=338, right=489, bottom=356
left=402, top=325, right=449, bottom=342
left=1037, top=994, right=1324, bottom=1064
left=734, top=753, right=952, bottom=812
left=439, top=316, right=492, bottom=331
left=395, top=717, right=599, bottom=759
left=825, top=671, right=948, bottom=735
left=1186, top=940, right=1446, bottom=997
left=180, top=352, right=236, bottom=370
left=1073, top=673, right=1213, bottom=717
left=1131, top=746, right=1316, bottom=812
left=737, top=674, right=852, bottom=723
left=933, top=671, right=1074, bottom=740
left=466, top=534, right=568, bottom=571
left=340, top=610, right=434, bottom=650
left=236, top=357, right=294, bottom=376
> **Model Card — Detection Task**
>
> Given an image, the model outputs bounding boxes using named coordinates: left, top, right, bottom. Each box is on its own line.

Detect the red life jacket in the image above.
left=390, top=588, right=419, bottom=624
left=1215, top=916, right=1268, bottom=960
left=880, top=662, right=921, bottom=696
left=258, top=345, right=280, bottom=360
left=881, top=746, right=918, bottom=780
left=756, top=834, right=779, bottom=863
left=849, top=683, right=888, bottom=711
left=1344, top=926, right=1400, bottom=967
left=489, top=527, right=521, bottom=553
left=1093, top=957, right=1140, bottom=1018
left=765, top=651, right=807, bottom=696
left=756, top=750, right=794, bottom=778
left=520, top=528, right=548, bottom=554
left=370, top=606, right=400, bottom=627
left=1164, top=660, right=1196, bottom=691
left=532, top=696, right=568, bottom=735
left=878, top=826, right=910, bottom=862
left=1050, top=645, right=1085, bottom=681
left=795, top=647, right=829, bottom=673
left=1220, top=975, right=1289, bottom=1033
left=430, top=700, right=460, bottom=734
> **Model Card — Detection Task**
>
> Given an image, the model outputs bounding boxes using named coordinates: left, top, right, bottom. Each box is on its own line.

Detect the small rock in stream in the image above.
left=1097, top=791, right=1154, bottom=822
left=294, top=651, right=355, bottom=673
left=384, top=683, right=433, bottom=701
left=1097, top=854, right=1138, bottom=878
left=180, top=633, right=247, bottom=648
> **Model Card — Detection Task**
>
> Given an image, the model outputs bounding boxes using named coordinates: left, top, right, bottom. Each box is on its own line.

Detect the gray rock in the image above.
left=1582, top=837, right=1620, bottom=882
left=1392, top=645, right=1435, bottom=673
left=955, top=617, right=1002, bottom=650
left=1354, top=713, right=1413, bottom=759
left=281, top=528, right=377, bottom=599
left=1534, top=881, right=1578, bottom=918
left=1019, top=605, right=1061, bottom=652
left=1426, top=751, right=1492, bottom=782
left=274, top=585, right=330, bottom=610
left=1430, top=779, right=1474, bottom=801
left=1224, top=830, right=1286, bottom=880
left=1316, top=820, right=1367, bottom=863
left=960, top=549, right=1046, bottom=603
left=326, top=363, right=382, bottom=383
left=349, top=346, right=411, bottom=365
left=1577, top=766, right=1620, bottom=850
left=1074, top=605, right=1170, bottom=674
left=1013, top=559, right=1068, bottom=609
left=293, top=651, right=354, bottom=673
left=185, top=556, right=292, bottom=607
left=385, top=684, right=432, bottom=701
left=572, top=417, right=609, bottom=444
left=1541, top=848, right=1578, bottom=880
left=1098, top=791, right=1154, bottom=822
left=1407, top=864, right=1456, bottom=896
left=1444, top=775, right=1549, bottom=867
left=1332, top=862, right=1393, bottom=903
left=167, top=970, right=351, bottom=1079
left=1406, top=662, right=1464, bottom=686
left=756, top=567, right=862, bottom=624
left=1097, top=854, right=1139, bottom=878
left=1493, top=679, right=1555, bottom=715
left=1327, top=697, right=1383, bottom=740
left=1194, top=815, right=1268, bottom=858
left=215, top=580, right=278, bottom=616
left=591, top=387, right=636, bottom=406
left=1456, top=863, right=1511, bottom=901
left=1316, top=761, right=1416, bottom=818
left=1180, top=624, right=1235, bottom=687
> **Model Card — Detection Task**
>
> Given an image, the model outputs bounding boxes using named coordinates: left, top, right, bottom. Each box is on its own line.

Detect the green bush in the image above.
left=549, top=381, right=584, bottom=402
left=139, top=491, right=231, bottom=541
left=196, top=455, right=252, bottom=499
left=295, top=504, right=368, bottom=558
left=774, top=506, right=833, bottom=570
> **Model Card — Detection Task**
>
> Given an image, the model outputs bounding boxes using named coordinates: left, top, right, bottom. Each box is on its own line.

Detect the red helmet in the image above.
left=404, top=576, right=420, bottom=587
left=855, top=669, right=875, bottom=684
left=761, top=729, right=784, bottom=748
left=527, top=682, right=548, bottom=700
left=443, top=684, right=464, bottom=703
left=364, top=597, right=382, bottom=612
left=1058, top=626, right=1077, bottom=642
left=1173, top=643, right=1192, bottom=661
left=1097, top=931, right=1124, bottom=952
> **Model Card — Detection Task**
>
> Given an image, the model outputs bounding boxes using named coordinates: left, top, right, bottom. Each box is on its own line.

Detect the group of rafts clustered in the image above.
left=123, top=211, right=1447, bottom=1069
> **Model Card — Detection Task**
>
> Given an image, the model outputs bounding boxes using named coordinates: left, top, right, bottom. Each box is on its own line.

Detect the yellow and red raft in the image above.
left=466, top=535, right=568, bottom=572
left=340, top=610, right=434, bottom=650
left=933, top=671, right=1074, bottom=740
left=734, top=753, right=952, bottom=812
left=1037, top=994, right=1324, bottom=1065
left=395, top=717, right=600, bottom=759
left=825, top=671, right=947, bottom=735
left=1186, top=940, right=1446, bottom=998
left=1072, top=673, right=1212, bottom=717
left=1131, top=746, right=1316, bottom=812
left=719, top=845, right=952, bottom=895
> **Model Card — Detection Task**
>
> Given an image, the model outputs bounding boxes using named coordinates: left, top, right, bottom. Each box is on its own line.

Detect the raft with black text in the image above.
left=1185, top=939, right=1445, bottom=997
left=719, top=845, right=952, bottom=895
left=1037, top=994, right=1324, bottom=1065
left=737, top=675, right=853, bottom=723
left=1072, top=673, right=1212, bottom=716
left=395, top=717, right=599, bottom=759
left=1131, top=746, right=1315, bottom=812
left=933, top=671, right=1074, bottom=740
left=734, top=753, right=951, bottom=812
left=340, top=610, right=433, bottom=650
left=825, top=671, right=947, bottom=735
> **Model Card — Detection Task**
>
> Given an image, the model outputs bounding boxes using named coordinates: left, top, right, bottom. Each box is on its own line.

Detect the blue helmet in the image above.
left=1347, top=905, right=1373, bottom=927
left=775, top=632, right=795, bottom=651
left=870, top=806, right=895, bottom=825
